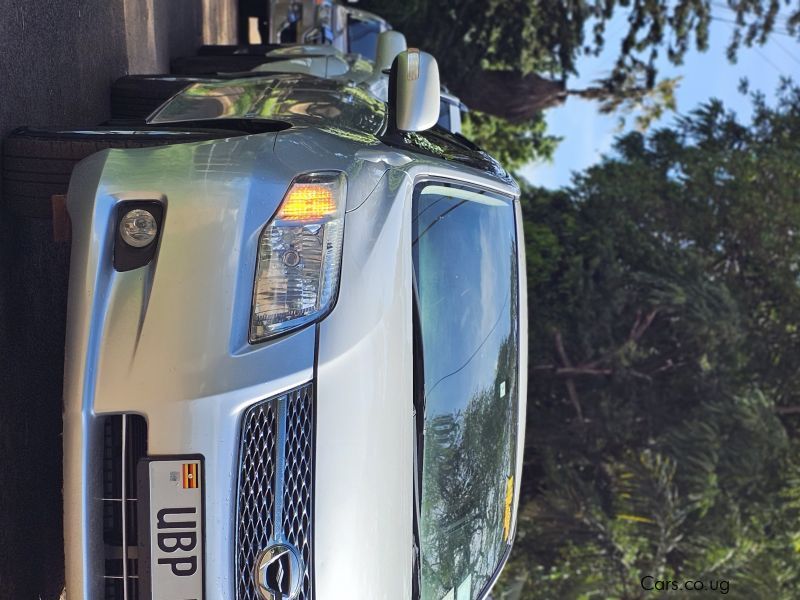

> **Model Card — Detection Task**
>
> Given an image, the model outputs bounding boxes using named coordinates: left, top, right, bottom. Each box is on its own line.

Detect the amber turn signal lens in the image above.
left=277, top=184, right=338, bottom=221
left=250, top=172, right=346, bottom=343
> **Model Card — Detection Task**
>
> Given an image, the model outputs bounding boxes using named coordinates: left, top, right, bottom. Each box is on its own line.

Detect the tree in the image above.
left=492, top=85, right=800, bottom=598
left=361, top=0, right=799, bottom=121
left=461, top=110, right=558, bottom=172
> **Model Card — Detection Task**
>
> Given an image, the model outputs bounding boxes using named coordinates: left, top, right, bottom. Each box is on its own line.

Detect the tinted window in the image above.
left=437, top=100, right=452, bottom=131
left=412, top=183, right=519, bottom=600
left=348, top=17, right=381, bottom=60
left=279, top=22, right=298, bottom=44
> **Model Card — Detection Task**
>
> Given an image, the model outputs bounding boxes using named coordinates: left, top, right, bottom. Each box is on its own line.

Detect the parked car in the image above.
left=3, top=47, right=526, bottom=600
left=110, top=30, right=468, bottom=135
left=237, top=0, right=390, bottom=59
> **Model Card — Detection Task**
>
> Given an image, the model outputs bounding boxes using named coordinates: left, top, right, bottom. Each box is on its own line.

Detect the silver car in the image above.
left=260, top=0, right=390, bottom=58
left=55, top=50, right=527, bottom=600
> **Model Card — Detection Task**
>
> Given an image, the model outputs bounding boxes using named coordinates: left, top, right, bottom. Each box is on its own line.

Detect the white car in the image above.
left=6, top=48, right=526, bottom=600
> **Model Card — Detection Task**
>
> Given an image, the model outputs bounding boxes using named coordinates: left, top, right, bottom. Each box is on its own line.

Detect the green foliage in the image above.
left=461, top=111, right=558, bottom=171
left=361, top=0, right=799, bottom=160
left=361, top=0, right=799, bottom=93
left=493, top=86, right=800, bottom=599
left=590, top=76, right=682, bottom=132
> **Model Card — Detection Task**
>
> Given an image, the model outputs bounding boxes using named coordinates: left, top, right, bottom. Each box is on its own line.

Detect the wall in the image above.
left=0, top=1, right=235, bottom=597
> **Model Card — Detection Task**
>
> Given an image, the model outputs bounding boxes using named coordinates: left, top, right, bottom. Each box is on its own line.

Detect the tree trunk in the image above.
left=451, top=69, right=568, bottom=121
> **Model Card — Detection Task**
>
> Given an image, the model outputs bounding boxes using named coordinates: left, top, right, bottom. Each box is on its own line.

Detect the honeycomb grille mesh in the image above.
left=282, top=391, right=314, bottom=600
left=237, top=402, right=278, bottom=600
left=236, top=384, right=314, bottom=600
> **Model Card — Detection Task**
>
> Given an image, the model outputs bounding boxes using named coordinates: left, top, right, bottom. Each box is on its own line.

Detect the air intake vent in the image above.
left=236, top=383, right=314, bottom=600
left=102, top=414, right=147, bottom=600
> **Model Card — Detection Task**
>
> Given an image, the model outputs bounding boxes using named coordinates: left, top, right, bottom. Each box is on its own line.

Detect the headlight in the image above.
left=250, top=172, right=347, bottom=342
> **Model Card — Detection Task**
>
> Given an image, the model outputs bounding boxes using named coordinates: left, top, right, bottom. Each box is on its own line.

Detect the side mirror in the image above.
left=388, top=49, right=441, bottom=133
left=374, top=31, right=407, bottom=74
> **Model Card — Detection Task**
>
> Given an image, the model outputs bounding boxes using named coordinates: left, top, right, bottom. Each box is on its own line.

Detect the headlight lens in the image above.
left=250, top=172, right=347, bottom=342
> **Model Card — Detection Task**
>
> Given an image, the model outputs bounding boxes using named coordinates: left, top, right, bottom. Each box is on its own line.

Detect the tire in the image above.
left=2, top=127, right=239, bottom=218
left=110, top=75, right=211, bottom=121
left=170, top=54, right=272, bottom=76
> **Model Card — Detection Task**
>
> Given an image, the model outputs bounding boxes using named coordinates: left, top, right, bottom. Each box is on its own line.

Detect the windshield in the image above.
left=148, top=75, right=386, bottom=135
left=412, top=183, right=520, bottom=600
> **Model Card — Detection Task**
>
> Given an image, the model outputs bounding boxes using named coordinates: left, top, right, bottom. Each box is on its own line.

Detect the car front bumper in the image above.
left=62, top=133, right=415, bottom=599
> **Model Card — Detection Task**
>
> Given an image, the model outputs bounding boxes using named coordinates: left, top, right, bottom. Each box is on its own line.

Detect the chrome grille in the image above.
left=237, top=402, right=278, bottom=600
left=282, top=391, right=314, bottom=599
left=102, top=414, right=147, bottom=600
left=236, top=383, right=314, bottom=600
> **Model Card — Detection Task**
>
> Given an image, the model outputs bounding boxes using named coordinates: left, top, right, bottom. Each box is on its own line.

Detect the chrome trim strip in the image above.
left=120, top=414, right=129, bottom=600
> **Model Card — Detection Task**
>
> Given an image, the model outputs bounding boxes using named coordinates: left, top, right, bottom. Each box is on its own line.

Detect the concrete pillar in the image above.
left=123, top=0, right=236, bottom=74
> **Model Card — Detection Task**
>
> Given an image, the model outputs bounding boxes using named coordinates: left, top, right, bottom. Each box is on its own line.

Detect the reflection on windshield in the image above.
left=413, top=183, right=519, bottom=600
left=148, top=74, right=386, bottom=135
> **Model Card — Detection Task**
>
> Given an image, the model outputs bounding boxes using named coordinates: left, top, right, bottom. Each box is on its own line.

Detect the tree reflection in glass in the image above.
left=412, top=183, right=519, bottom=600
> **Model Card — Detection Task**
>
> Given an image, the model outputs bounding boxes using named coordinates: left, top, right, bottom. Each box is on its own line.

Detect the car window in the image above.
left=412, top=182, right=519, bottom=600
left=348, top=17, right=381, bottom=60
left=437, top=100, right=452, bottom=131
left=279, top=21, right=299, bottom=44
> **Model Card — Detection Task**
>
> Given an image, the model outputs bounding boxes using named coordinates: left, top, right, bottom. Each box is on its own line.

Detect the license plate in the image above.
left=138, top=456, right=205, bottom=600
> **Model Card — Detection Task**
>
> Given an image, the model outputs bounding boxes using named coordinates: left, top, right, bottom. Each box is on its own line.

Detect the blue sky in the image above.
left=519, top=8, right=796, bottom=189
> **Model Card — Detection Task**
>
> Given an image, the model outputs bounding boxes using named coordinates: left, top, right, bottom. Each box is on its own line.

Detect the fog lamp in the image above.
left=120, top=209, right=158, bottom=248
